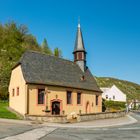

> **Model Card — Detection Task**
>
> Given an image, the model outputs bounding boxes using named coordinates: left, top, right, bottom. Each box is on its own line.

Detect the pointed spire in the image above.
left=73, top=22, right=86, bottom=53
left=78, top=17, right=80, bottom=28
left=73, top=21, right=87, bottom=72
left=78, top=23, right=80, bottom=28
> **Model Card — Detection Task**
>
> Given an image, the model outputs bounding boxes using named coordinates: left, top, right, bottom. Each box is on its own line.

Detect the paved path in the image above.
left=0, top=118, right=36, bottom=125
left=1, top=127, right=56, bottom=140
left=0, top=113, right=138, bottom=140
left=41, top=113, right=140, bottom=140
left=43, top=114, right=137, bottom=128
left=41, top=126, right=140, bottom=140
left=0, top=122, right=38, bottom=139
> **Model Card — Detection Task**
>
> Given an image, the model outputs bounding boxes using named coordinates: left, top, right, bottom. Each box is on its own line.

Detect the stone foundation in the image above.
left=25, top=115, right=68, bottom=123
left=25, top=111, right=126, bottom=123
left=79, top=111, right=126, bottom=122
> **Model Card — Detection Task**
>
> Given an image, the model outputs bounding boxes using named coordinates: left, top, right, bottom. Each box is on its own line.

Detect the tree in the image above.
left=22, top=34, right=40, bottom=50
left=41, top=38, right=52, bottom=55
left=0, top=21, right=63, bottom=100
left=54, top=47, right=62, bottom=58
left=0, top=21, right=41, bottom=100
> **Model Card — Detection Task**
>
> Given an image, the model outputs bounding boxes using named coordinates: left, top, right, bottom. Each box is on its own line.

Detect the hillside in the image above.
left=96, top=77, right=140, bottom=101
left=0, top=21, right=62, bottom=100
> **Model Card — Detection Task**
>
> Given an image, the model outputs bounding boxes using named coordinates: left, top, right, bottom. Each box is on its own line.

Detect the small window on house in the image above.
left=67, top=91, right=72, bottom=104
left=113, top=95, right=115, bottom=100
left=12, top=89, right=15, bottom=97
left=77, top=93, right=81, bottom=104
left=38, top=89, right=45, bottom=104
left=96, top=95, right=99, bottom=106
left=106, top=95, right=108, bottom=99
left=17, top=87, right=19, bottom=96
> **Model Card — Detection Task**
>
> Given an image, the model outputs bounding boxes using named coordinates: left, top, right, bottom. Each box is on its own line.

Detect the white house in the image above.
left=101, top=85, right=126, bottom=102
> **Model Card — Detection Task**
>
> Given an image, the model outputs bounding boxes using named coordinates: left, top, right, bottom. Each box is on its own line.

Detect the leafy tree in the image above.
left=0, top=21, right=40, bottom=100
left=41, top=38, right=52, bottom=55
left=22, top=34, right=40, bottom=50
left=54, top=47, right=62, bottom=58
left=0, top=21, right=63, bottom=100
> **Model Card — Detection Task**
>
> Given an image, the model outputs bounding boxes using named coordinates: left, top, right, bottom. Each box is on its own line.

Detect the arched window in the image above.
left=96, top=95, right=99, bottom=105
left=67, top=91, right=72, bottom=104
left=78, top=52, right=83, bottom=60
left=17, top=87, right=19, bottom=96
left=12, top=89, right=15, bottom=97
left=38, top=89, right=45, bottom=104
left=77, top=93, right=81, bottom=104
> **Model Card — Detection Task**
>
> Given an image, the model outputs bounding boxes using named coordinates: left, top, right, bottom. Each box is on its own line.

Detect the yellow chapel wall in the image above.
left=9, top=65, right=27, bottom=115
left=28, top=85, right=102, bottom=116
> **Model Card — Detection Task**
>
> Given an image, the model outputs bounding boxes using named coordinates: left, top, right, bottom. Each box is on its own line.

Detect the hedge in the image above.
left=104, top=100, right=126, bottom=111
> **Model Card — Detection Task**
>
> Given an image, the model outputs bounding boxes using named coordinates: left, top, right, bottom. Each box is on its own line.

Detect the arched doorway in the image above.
left=52, top=101, right=60, bottom=115
left=86, top=101, right=90, bottom=114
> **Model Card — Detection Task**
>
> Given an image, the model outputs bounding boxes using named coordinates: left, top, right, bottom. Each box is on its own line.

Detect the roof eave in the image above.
left=73, top=50, right=87, bottom=54
left=12, top=62, right=21, bottom=70
left=26, top=82, right=102, bottom=93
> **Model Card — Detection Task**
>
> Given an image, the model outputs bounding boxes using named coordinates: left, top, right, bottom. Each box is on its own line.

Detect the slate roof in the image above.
left=73, top=24, right=86, bottom=53
left=14, top=51, right=101, bottom=92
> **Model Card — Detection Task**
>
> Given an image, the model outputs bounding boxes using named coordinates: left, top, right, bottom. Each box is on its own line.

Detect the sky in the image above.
left=0, top=0, right=140, bottom=84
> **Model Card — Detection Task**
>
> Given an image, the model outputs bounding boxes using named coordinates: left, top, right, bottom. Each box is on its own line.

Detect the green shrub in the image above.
left=104, top=100, right=126, bottom=111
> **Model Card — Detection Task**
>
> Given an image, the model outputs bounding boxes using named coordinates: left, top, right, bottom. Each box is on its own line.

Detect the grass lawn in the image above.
left=0, top=101, right=20, bottom=119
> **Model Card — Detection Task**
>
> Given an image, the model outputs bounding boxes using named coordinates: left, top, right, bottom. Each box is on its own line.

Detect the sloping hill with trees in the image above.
left=0, top=21, right=62, bottom=100
left=96, top=77, right=140, bottom=101
left=0, top=21, right=140, bottom=102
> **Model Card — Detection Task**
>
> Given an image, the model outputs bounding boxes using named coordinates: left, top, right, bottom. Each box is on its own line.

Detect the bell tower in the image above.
left=73, top=23, right=87, bottom=72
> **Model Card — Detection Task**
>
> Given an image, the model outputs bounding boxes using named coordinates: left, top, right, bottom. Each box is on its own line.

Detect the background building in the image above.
left=101, top=85, right=126, bottom=102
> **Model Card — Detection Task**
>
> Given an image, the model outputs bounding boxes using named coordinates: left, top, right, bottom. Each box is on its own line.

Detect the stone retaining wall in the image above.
left=79, top=111, right=126, bottom=122
left=25, top=111, right=126, bottom=123
left=131, top=110, right=140, bottom=113
left=26, top=115, right=68, bottom=123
